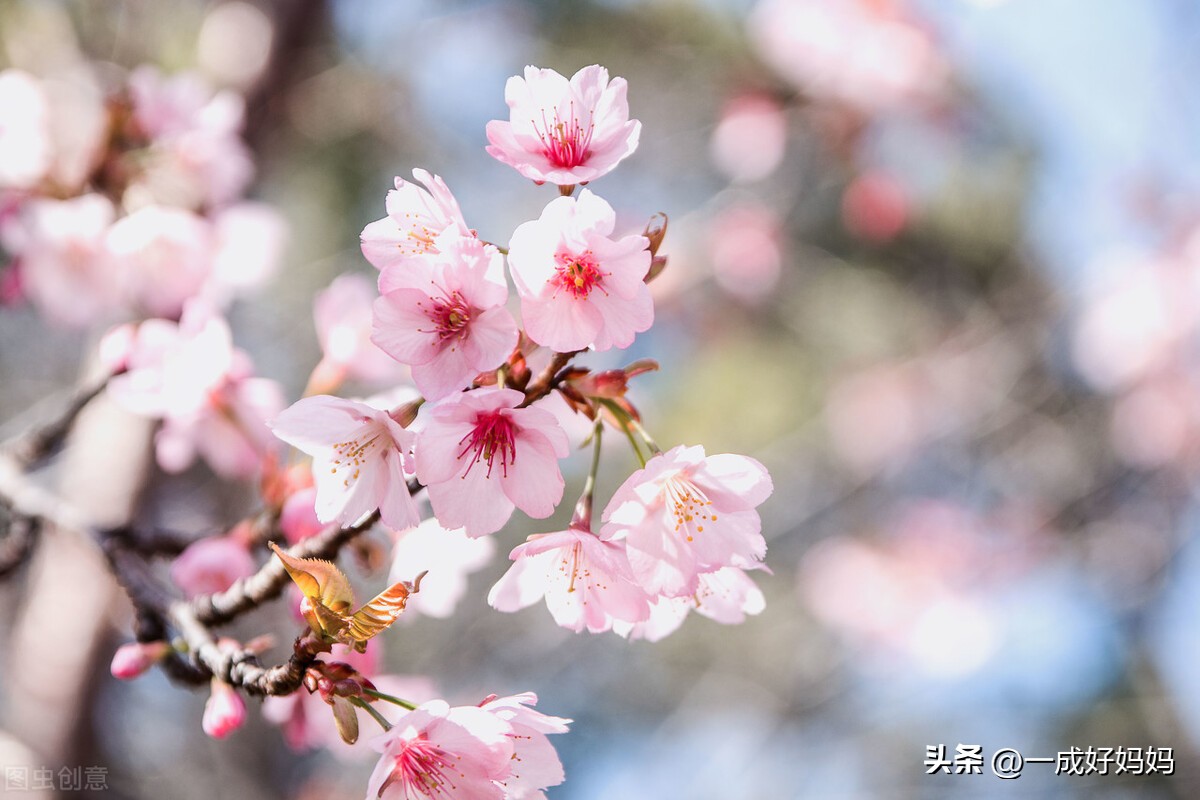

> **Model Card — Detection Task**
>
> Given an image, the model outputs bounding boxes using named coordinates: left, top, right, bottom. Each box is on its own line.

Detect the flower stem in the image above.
left=596, top=398, right=649, bottom=467
left=350, top=696, right=393, bottom=731
left=574, top=420, right=604, bottom=528
left=363, top=687, right=419, bottom=711
left=627, top=416, right=662, bottom=456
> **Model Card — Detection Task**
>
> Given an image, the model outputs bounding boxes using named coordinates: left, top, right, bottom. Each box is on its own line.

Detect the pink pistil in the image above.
left=553, top=250, right=606, bottom=299
left=457, top=412, right=518, bottom=478
left=535, top=104, right=594, bottom=169
left=378, top=736, right=460, bottom=799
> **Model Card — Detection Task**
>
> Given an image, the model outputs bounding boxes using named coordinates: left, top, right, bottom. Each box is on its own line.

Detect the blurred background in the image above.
left=2, top=0, right=1200, bottom=797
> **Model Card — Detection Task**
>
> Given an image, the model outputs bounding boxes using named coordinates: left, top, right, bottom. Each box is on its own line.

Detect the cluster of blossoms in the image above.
left=93, top=63, right=771, bottom=800
left=274, top=64, right=772, bottom=646
left=0, top=65, right=286, bottom=478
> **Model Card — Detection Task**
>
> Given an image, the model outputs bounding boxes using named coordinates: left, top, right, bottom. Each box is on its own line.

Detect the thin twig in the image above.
left=3, top=374, right=112, bottom=468
left=520, top=350, right=584, bottom=407
left=190, top=510, right=382, bottom=626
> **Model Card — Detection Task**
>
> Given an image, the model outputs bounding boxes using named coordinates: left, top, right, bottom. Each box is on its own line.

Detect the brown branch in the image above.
left=520, top=350, right=584, bottom=407
left=190, top=510, right=381, bottom=626
left=0, top=508, right=40, bottom=578
left=3, top=374, right=112, bottom=468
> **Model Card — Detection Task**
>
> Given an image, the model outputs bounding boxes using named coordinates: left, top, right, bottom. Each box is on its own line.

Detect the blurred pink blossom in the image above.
left=312, top=273, right=406, bottom=388
left=486, top=65, right=641, bottom=186
left=709, top=94, right=788, bottom=183
left=105, top=204, right=214, bottom=318
left=1109, top=377, right=1196, bottom=469
left=108, top=303, right=237, bottom=420
left=388, top=518, right=495, bottom=619
left=841, top=171, right=909, bottom=242
left=0, top=69, right=51, bottom=190
left=170, top=534, right=257, bottom=599
left=108, top=302, right=283, bottom=478
left=155, top=372, right=284, bottom=479
left=128, top=66, right=254, bottom=208
left=749, top=0, right=946, bottom=112
left=508, top=189, right=652, bottom=352
left=708, top=202, right=784, bottom=302
left=207, top=201, right=287, bottom=302
left=1072, top=259, right=1190, bottom=392
left=280, top=485, right=323, bottom=544
left=16, top=194, right=121, bottom=327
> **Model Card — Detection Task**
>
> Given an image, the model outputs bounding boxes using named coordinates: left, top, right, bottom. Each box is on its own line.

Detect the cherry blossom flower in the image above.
left=108, top=302, right=283, bottom=478
left=360, top=169, right=473, bottom=271
left=489, top=525, right=650, bottom=634
left=105, top=204, right=214, bottom=318
left=479, top=693, right=570, bottom=799
left=600, top=445, right=772, bottom=597
left=709, top=94, right=788, bottom=183
left=107, top=302, right=235, bottom=418
left=372, top=236, right=518, bottom=400
left=207, top=201, right=288, bottom=303
left=280, top=485, right=324, bottom=544
left=170, top=534, right=257, bottom=599
left=0, top=69, right=51, bottom=190
left=388, top=519, right=495, bottom=619
left=614, top=566, right=768, bottom=642
left=414, top=388, right=568, bottom=537
left=270, top=395, right=420, bottom=531
left=155, top=372, right=284, bottom=479
left=262, top=643, right=438, bottom=760
left=16, top=194, right=121, bottom=327
left=507, top=189, right=651, bottom=352
left=312, top=273, right=407, bottom=389
left=748, top=0, right=946, bottom=113
left=203, top=679, right=247, bottom=739
left=366, top=700, right=514, bottom=800
left=709, top=202, right=783, bottom=303
left=841, top=171, right=909, bottom=243
left=127, top=66, right=254, bottom=208
left=486, top=65, right=641, bottom=186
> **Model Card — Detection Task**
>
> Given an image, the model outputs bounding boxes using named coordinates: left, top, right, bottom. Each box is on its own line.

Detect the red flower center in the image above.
left=419, top=291, right=472, bottom=342
left=378, top=735, right=459, bottom=799
left=553, top=250, right=606, bottom=299
left=457, top=411, right=517, bottom=478
left=534, top=103, right=594, bottom=169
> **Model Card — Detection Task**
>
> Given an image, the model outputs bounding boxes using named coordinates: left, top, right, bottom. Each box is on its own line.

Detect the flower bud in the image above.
left=202, top=679, right=246, bottom=739
left=109, top=641, right=170, bottom=680
left=643, top=212, right=668, bottom=256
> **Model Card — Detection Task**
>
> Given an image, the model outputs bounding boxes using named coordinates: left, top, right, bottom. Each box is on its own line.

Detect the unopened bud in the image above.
left=388, top=399, right=422, bottom=429
left=110, top=641, right=171, bottom=680
left=202, top=679, right=246, bottom=739
left=643, top=212, right=668, bottom=256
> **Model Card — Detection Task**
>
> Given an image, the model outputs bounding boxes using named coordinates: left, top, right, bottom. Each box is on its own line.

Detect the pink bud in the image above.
left=110, top=641, right=170, bottom=680
left=202, top=680, right=246, bottom=739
